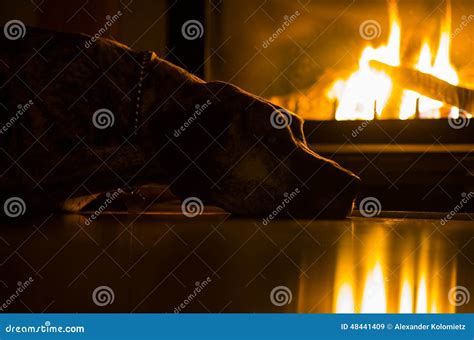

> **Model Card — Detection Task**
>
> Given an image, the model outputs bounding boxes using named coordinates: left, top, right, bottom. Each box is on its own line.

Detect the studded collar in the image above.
left=130, top=50, right=152, bottom=143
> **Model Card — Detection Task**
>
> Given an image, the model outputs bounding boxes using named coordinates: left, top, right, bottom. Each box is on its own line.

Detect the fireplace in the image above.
left=199, top=0, right=474, bottom=213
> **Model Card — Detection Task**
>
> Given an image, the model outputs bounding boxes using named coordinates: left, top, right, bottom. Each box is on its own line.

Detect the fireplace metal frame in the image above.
left=305, top=119, right=474, bottom=213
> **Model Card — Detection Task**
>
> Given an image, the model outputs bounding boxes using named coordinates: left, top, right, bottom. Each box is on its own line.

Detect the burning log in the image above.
left=370, top=60, right=474, bottom=115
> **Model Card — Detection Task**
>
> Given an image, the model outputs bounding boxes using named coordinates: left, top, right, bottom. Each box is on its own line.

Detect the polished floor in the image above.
left=1, top=208, right=473, bottom=313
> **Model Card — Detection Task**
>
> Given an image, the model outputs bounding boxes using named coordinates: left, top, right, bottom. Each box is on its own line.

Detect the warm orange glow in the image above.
left=329, top=0, right=461, bottom=120
left=330, top=230, right=457, bottom=314
left=415, top=276, right=428, bottom=313
left=399, top=252, right=415, bottom=313
left=399, top=280, right=413, bottom=313
left=335, top=283, right=355, bottom=313
left=361, top=262, right=387, bottom=313
left=332, top=230, right=356, bottom=313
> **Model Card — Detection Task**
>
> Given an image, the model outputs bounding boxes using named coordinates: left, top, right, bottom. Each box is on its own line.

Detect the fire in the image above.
left=330, top=230, right=457, bottom=313
left=329, top=0, right=460, bottom=120
left=360, top=262, right=387, bottom=313
left=333, top=258, right=449, bottom=313
left=296, top=226, right=460, bottom=313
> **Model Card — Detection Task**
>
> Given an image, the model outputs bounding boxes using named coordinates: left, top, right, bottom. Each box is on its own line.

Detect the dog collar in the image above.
left=131, top=50, right=152, bottom=141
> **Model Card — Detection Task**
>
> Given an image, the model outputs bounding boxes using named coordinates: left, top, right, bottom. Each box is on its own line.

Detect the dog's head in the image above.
left=158, top=81, right=360, bottom=219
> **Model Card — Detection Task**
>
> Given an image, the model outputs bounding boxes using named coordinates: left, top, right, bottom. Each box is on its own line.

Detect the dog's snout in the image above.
left=345, top=175, right=360, bottom=199
left=333, top=165, right=360, bottom=197
left=286, top=150, right=360, bottom=218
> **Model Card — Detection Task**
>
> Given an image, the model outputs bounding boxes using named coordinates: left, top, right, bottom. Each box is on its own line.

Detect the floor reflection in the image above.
left=299, top=222, right=461, bottom=313
left=0, top=213, right=473, bottom=312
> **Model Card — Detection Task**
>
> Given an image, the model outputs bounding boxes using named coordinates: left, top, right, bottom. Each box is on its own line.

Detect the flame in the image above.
left=360, top=262, right=387, bottom=313
left=329, top=1, right=460, bottom=120
left=332, top=229, right=356, bottom=313
left=331, top=230, right=456, bottom=313
left=335, top=283, right=355, bottom=313
left=415, top=276, right=428, bottom=313
left=399, top=253, right=414, bottom=313
left=399, top=279, right=413, bottom=313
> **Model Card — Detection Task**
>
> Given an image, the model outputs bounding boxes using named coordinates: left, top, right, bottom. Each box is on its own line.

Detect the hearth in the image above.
left=305, top=119, right=474, bottom=212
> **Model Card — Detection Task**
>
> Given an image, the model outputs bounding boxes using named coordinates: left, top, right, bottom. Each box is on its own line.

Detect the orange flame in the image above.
left=329, top=0, right=460, bottom=120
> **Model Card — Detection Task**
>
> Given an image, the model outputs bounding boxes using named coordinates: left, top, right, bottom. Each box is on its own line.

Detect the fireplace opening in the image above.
left=203, top=0, right=474, bottom=213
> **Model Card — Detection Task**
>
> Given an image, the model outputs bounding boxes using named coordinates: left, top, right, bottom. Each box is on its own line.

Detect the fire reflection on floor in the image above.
left=301, top=224, right=458, bottom=313
left=1, top=212, right=472, bottom=312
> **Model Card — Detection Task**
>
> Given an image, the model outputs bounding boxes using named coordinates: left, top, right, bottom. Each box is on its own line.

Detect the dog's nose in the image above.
left=286, top=155, right=360, bottom=218
left=320, top=163, right=360, bottom=212
left=341, top=173, right=361, bottom=211
left=336, top=167, right=360, bottom=199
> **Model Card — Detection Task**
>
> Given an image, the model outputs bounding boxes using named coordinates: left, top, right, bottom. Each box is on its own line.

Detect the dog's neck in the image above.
left=132, top=53, right=208, bottom=182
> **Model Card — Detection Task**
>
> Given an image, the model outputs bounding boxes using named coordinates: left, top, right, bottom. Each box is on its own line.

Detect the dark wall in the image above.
left=0, top=0, right=168, bottom=55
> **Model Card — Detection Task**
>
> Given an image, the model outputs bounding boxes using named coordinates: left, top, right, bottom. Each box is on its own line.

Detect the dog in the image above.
left=0, top=26, right=360, bottom=219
